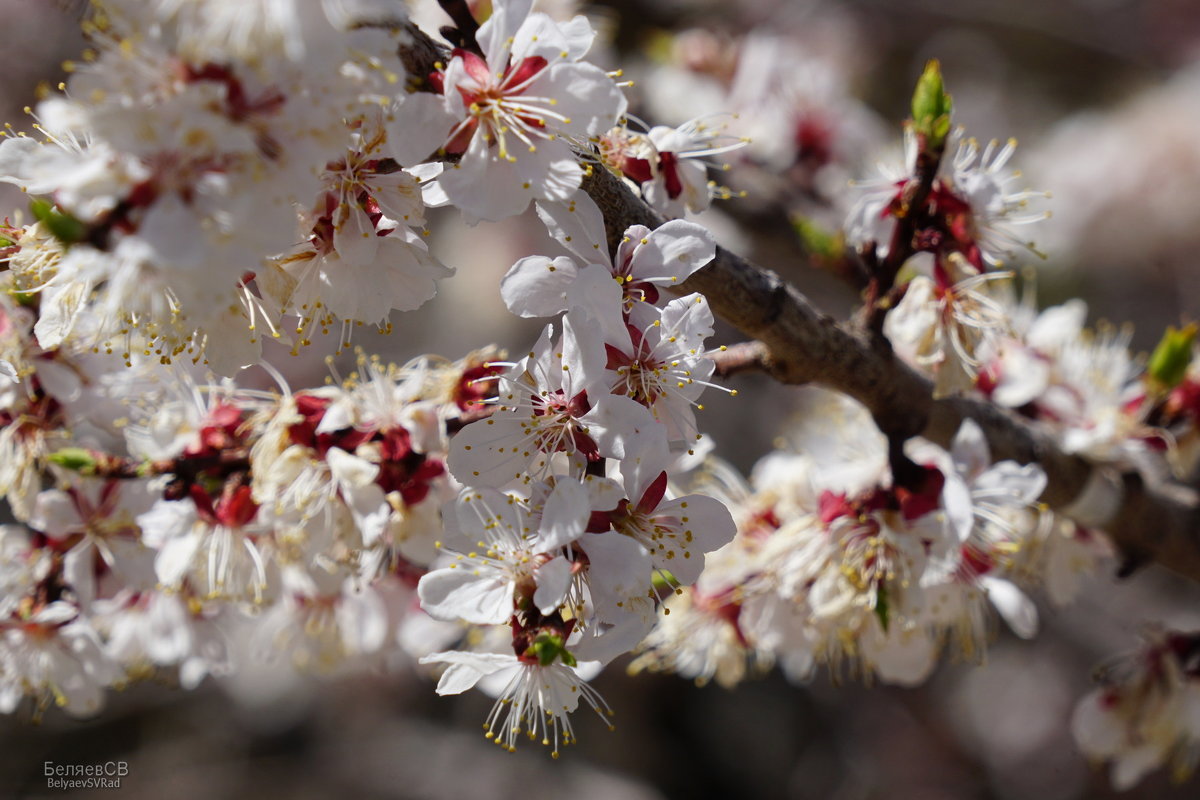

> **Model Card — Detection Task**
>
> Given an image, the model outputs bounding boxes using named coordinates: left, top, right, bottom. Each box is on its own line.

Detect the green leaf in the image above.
left=911, top=59, right=953, bottom=151
left=1148, top=323, right=1197, bottom=389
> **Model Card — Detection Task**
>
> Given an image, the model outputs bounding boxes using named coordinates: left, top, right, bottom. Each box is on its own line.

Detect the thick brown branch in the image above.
left=581, top=165, right=1200, bottom=583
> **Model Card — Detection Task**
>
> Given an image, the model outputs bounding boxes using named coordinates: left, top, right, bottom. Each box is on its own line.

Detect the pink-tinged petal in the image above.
left=501, top=255, right=580, bottom=318
left=535, top=196, right=609, bottom=265
left=503, top=56, right=549, bottom=92
left=533, top=555, right=573, bottom=614
left=455, top=49, right=492, bottom=86
left=629, top=220, right=716, bottom=284
left=537, top=478, right=590, bottom=551
left=619, top=434, right=672, bottom=502
left=637, top=471, right=669, bottom=515
left=417, top=567, right=513, bottom=625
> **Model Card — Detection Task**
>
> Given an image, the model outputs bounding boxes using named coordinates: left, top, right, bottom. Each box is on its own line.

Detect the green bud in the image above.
left=911, top=59, right=953, bottom=151
left=1148, top=323, right=1197, bottom=389
left=873, top=583, right=891, bottom=633
left=792, top=216, right=845, bottom=262
left=30, top=198, right=86, bottom=246
left=47, top=447, right=98, bottom=473
left=528, top=633, right=576, bottom=668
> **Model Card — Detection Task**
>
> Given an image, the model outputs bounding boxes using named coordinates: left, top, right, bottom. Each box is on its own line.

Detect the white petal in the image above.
left=579, top=532, right=651, bottom=622
left=29, top=490, right=83, bottom=537
left=326, top=446, right=380, bottom=488
left=950, top=419, right=991, bottom=480
left=446, top=410, right=534, bottom=487
left=564, top=264, right=624, bottom=341
left=981, top=576, right=1038, bottom=639
left=336, top=584, right=388, bottom=654
left=535, top=195, right=609, bottom=266
left=418, top=649, right=517, bottom=695
left=536, top=478, right=589, bottom=551
left=155, top=531, right=203, bottom=588
left=974, top=461, right=1047, bottom=506
left=629, top=220, right=716, bottom=284
left=557, top=15, right=597, bottom=59
left=417, top=566, right=512, bottom=625
left=533, top=61, right=627, bottom=138
left=580, top=393, right=661, bottom=461
left=64, top=542, right=96, bottom=608
left=533, top=555, right=573, bottom=614
left=500, top=255, right=579, bottom=318
left=386, top=92, right=459, bottom=166
left=476, top=0, right=534, bottom=68
left=653, top=494, right=736, bottom=585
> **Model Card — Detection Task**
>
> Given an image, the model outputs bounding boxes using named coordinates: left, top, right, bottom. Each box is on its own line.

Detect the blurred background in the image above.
left=4, top=0, right=1200, bottom=797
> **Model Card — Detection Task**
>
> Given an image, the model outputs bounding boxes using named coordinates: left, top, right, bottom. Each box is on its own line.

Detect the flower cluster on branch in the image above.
left=0, top=0, right=1197, bottom=789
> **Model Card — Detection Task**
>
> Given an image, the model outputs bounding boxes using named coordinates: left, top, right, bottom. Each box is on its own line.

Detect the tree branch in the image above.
left=581, top=165, right=1200, bottom=583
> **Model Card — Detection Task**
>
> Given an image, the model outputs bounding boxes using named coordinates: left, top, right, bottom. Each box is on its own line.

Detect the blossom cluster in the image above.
left=630, top=388, right=1108, bottom=688
left=0, top=0, right=1195, bottom=789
